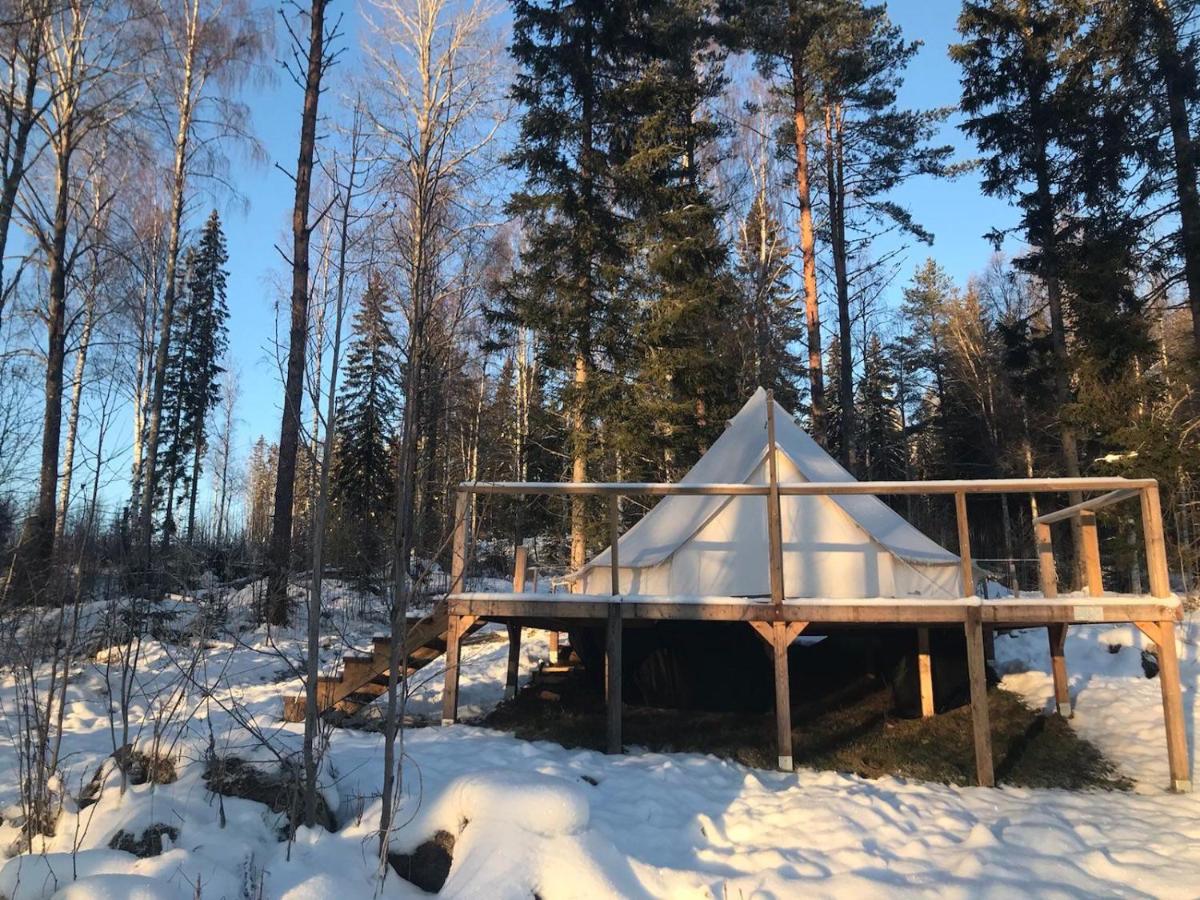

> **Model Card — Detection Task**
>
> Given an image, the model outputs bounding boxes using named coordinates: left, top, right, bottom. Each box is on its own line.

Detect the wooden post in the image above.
left=1079, top=510, right=1103, bottom=595
left=964, top=606, right=994, bottom=787
left=773, top=620, right=794, bottom=771
left=605, top=603, right=622, bottom=754
left=954, top=491, right=974, bottom=596
left=504, top=547, right=527, bottom=701
left=917, top=627, right=935, bottom=718
left=1047, top=623, right=1070, bottom=717
left=605, top=493, right=623, bottom=754
left=1140, top=485, right=1172, bottom=599
left=450, top=491, right=469, bottom=596
left=1155, top=619, right=1191, bottom=792
left=765, top=391, right=785, bottom=606
left=441, top=613, right=462, bottom=726
left=1035, top=521, right=1058, bottom=599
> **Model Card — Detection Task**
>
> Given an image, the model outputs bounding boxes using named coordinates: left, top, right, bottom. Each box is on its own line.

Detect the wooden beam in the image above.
left=917, top=627, right=934, bottom=718
left=765, top=390, right=785, bottom=607
left=1134, top=620, right=1162, bottom=644
left=513, top=545, right=528, bottom=593
left=1032, top=488, right=1140, bottom=525
left=605, top=602, right=622, bottom=754
left=1154, top=619, right=1191, bottom=792
left=1079, top=510, right=1104, bottom=595
left=460, top=477, right=1156, bottom=497
left=1140, top=485, right=1172, bottom=599
left=955, top=491, right=974, bottom=596
left=1035, top=522, right=1058, bottom=599
left=772, top=621, right=793, bottom=771
left=450, top=492, right=469, bottom=595
left=441, top=613, right=462, bottom=726
left=1047, top=624, right=1070, bottom=717
left=963, top=607, right=994, bottom=787
left=747, top=621, right=773, bottom=645
left=784, top=621, right=808, bottom=644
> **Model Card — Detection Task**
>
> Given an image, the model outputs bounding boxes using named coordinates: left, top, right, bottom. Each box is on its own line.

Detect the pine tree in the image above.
left=331, top=275, right=400, bottom=590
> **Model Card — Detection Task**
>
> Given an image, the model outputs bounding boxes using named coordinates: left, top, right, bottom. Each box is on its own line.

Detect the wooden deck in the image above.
left=438, top=447, right=1191, bottom=792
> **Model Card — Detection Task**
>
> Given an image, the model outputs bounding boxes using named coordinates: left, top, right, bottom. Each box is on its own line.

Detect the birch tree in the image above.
left=361, top=0, right=506, bottom=867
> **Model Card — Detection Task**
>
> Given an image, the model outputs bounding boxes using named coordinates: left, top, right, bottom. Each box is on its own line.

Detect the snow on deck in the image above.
left=0, top=584, right=1197, bottom=898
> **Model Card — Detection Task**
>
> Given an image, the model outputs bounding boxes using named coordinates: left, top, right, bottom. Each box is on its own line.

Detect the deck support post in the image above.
left=964, top=607, right=994, bottom=787
left=1047, top=623, right=1070, bottom=717
left=605, top=602, right=622, bottom=754
left=772, top=621, right=793, bottom=771
left=1154, top=619, right=1191, bottom=792
left=954, top=491, right=974, bottom=595
left=505, top=548, right=528, bottom=700
left=441, top=613, right=462, bottom=726
left=917, top=627, right=934, bottom=718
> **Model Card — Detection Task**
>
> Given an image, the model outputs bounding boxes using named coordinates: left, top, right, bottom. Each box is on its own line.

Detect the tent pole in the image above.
left=765, top=391, right=785, bottom=607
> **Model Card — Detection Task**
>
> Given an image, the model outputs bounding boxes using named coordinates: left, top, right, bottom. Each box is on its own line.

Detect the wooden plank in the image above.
left=1154, top=619, right=1191, bottom=792
left=460, top=477, right=1155, bottom=497
left=765, top=391, right=785, bottom=607
left=982, top=602, right=1179, bottom=627
left=505, top=623, right=522, bottom=701
left=1035, top=522, right=1058, bottom=599
left=1047, top=624, right=1070, bottom=717
left=1032, top=488, right=1140, bottom=525
left=1079, top=510, right=1104, bottom=595
left=1140, top=485, right=1172, bottom=599
left=450, top=492, right=469, bottom=595
left=441, top=613, right=462, bottom=726
left=513, top=545, right=528, bottom=592
left=609, top=495, right=620, bottom=595
left=784, top=621, right=808, bottom=644
left=606, top=602, right=622, bottom=754
left=747, top=621, right=774, bottom=645
left=963, top=607, right=995, bottom=787
left=955, top=491, right=974, bottom=596
left=1134, top=620, right=1161, bottom=644
left=917, top=627, right=934, bottom=718
left=772, top=620, right=794, bottom=771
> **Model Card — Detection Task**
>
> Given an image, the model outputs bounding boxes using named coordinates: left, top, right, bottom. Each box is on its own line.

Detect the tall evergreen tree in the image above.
left=331, top=274, right=400, bottom=589
left=855, top=335, right=905, bottom=481
left=616, top=0, right=742, bottom=480
left=499, top=0, right=640, bottom=567
left=157, top=211, right=230, bottom=548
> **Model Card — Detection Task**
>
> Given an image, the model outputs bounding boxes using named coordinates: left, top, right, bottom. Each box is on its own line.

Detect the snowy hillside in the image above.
left=0, top=589, right=1197, bottom=898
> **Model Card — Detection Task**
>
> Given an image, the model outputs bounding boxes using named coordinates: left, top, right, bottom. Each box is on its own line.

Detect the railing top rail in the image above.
left=457, top=477, right=1157, bottom=497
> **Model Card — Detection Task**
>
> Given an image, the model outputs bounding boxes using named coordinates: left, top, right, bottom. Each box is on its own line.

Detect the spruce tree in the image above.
left=499, top=0, right=639, bottom=566
left=331, top=274, right=400, bottom=590
left=855, top=335, right=906, bottom=481
left=616, top=0, right=742, bottom=480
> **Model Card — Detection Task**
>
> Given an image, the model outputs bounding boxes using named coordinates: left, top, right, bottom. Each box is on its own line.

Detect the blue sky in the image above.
left=218, top=0, right=1018, bottom=463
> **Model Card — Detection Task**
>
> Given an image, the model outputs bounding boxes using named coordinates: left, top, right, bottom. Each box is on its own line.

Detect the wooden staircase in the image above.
left=282, top=606, right=483, bottom=721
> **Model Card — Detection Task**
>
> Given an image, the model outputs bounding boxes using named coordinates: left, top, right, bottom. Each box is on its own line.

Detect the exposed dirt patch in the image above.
left=80, top=745, right=177, bottom=808
left=388, top=829, right=455, bottom=893
left=484, top=663, right=1130, bottom=791
left=108, top=823, right=179, bottom=857
left=204, top=756, right=337, bottom=836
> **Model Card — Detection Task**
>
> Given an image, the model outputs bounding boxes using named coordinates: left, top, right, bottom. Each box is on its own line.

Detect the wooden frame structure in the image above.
left=439, top=451, right=1189, bottom=792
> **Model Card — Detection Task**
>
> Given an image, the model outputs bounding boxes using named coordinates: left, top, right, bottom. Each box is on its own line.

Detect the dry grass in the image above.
left=483, top=670, right=1131, bottom=791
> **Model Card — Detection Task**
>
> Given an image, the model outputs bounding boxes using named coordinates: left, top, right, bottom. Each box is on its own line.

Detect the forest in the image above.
left=0, top=0, right=1197, bottom=893
left=0, top=0, right=1198, bottom=640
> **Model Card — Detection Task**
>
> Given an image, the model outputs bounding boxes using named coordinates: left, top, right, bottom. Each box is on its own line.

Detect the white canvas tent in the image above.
left=569, top=388, right=963, bottom=599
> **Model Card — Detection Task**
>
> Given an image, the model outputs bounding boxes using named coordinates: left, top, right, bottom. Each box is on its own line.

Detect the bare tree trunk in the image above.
left=0, top=20, right=42, bottom=331
left=55, top=282, right=96, bottom=541
left=1147, top=0, right=1200, bottom=354
left=790, top=48, right=824, bottom=435
left=825, top=103, right=853, bottom=467
left=267, top=0, right=330, bottom=626
left=138, top=1, right=200, bottom=585
left=303, top=114, right=360, bottom=828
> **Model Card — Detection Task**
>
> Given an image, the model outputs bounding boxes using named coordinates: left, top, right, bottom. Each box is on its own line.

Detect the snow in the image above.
left=1, top=583, right=1198, bottom=898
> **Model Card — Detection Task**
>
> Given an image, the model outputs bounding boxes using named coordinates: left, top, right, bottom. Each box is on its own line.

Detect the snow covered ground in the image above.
left=0, top=586, right=1197, bottom=899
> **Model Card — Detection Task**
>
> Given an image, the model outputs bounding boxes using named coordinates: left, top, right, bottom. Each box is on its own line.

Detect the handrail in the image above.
left=1032, top=488, right=1141, bottom=524
left=460, top=477, right=1156, bottom=497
